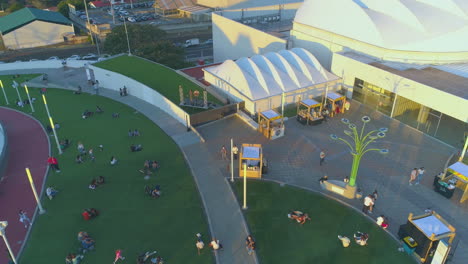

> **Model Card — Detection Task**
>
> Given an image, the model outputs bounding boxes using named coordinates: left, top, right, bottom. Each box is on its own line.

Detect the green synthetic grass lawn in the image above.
left=94, top=55, right=222, bottom=114
left=0, top=75, right=213, bottom=264
left=233, top=181, right=416, bottom=264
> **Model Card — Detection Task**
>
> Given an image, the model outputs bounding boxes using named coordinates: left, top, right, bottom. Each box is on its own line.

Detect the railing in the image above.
left=190, top=101, right=245, bottom=127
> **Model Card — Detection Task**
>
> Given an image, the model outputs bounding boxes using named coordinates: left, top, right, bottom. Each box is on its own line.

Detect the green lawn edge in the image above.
left=232, top=180, right=415, bottom=264
left=0, top=74, right=213, bottom=264
left=93, top=55, right=222, bottom=114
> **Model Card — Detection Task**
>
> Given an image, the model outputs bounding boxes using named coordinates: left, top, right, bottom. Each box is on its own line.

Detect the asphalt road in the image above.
left=185, top=44, right=213, bottom=59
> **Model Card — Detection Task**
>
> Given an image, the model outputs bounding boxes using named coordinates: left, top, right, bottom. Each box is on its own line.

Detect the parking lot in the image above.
left=72, top=2, right=187, bottom=28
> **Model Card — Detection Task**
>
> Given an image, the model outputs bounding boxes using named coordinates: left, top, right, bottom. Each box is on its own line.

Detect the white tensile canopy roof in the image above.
left=294, top=0, right=468, bottom=53
left=204, top=48, right=340, bottom=101
left=413, top=215, right=452, bottom=238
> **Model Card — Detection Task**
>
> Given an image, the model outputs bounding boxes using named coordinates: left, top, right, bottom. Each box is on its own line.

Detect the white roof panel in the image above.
left=413, top=215, right=452, bottom=237
left=327, top=92, right=344, bottom=101
left=261, top=109, right=281, bottom=119
left=243, top=146, right=260, bottom=159
left=302, top=99, right=320, bottom=107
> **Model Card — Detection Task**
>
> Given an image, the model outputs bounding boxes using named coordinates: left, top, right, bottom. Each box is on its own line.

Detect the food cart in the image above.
left=296, top=99, right=323, bottom=125
left=398, top=211, right=456, bottom=263
left=434, top=162, right=468, bottom=203
left=326, top=92, right=346, bottom=116
left=258, top=110, right=284, bottom=140
left=239, top=144, right=264, bottom=178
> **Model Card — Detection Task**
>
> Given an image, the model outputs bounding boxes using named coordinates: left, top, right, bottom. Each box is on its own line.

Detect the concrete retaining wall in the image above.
left=0, top=60, right=93, bottom=71
left=89, top=65, right=190, bottom=126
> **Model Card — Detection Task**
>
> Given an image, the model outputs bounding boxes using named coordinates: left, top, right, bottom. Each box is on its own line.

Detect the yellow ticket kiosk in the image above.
left=239, top=144, right=263, bottom=178
left=326, top=92, right=346, bottom=116
left=258, top=110, right=284, bottom=140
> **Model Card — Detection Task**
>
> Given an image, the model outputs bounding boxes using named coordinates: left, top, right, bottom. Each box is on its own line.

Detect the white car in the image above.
left=67, top=55, right=81, bottom=60
left=128, top=17, right=136, bottom=23
left=82, top=54, right=97, bottom=60
left=47, top=56, right=59, bottom=60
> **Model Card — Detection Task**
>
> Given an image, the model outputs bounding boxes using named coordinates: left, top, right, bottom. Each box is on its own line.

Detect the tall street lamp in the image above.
left=121, top=16, right=131, bottom=55
left=330, top=116, right=389, bottom=187
left=0, top=221, right=17, bottom=264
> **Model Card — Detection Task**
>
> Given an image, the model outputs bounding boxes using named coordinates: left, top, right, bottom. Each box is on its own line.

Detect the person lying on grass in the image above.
left=130, top=144, right=143, bottom=152
left=60, top=139, right=70, bottom=150
left=136, top=251, right=158, bottom=264
left=110, top=156, right=118, bottom=165
left=46, top=187, right=58, bottom=200
left=145, top=185, right=161, bottom=198
left=82, top=110, right=94, bottom=119
left=288, top=210, right=311, bottom=225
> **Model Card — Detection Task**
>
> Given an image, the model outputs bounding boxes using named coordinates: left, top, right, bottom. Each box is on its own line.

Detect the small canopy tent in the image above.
left=442, top=162, right=468, bottom=202
left=297, top=98, right=323, bottom=125
left=258, top=109, right=284, bottom=140
left=398, top=211, right=456, bottom=263
left=239, top=144, right=263, bottom=178
left=326, top=92, right=346, bottom=116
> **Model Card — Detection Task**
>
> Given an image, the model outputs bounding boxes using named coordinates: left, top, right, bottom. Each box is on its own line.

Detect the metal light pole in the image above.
left=23, top=84, right=34, bottom=112
left=110, top=0, right=116, bottom=24
left=12, top=81, right=23, bottom=105
left=330, top=116, right=389, bottom=187
left=0, top=80, right=9, bottom=105
left=25, top=168, right=46, bottom=214
left=122, top=16, right=131, bottom=55
left=459, top=135, right=468, bottom=162
left=83, top=0, right=94, bottom=45
left=242, top=164, right=248, bottom=210
left=0, top=221, right=17, bottom=264
left=41, top=94, right=62, bottom=155
left=230, top=138, right=234, bottom=182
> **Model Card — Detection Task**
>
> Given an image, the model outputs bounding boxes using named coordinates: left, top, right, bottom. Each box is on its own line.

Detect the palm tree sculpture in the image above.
left=330, top=116, right=389, bottom=187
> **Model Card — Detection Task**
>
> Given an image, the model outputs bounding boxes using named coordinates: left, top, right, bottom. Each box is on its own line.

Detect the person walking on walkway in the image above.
left=232, top=144, right=239, bottom=160
left=220, top=146, right=227, bottom=161
left=196, top=233, right=204, bottom=255
left=47, top=156, right=61, bottom=172
left=416, top=167, right=425, bottom=185
left=362, top=195, right=374, bottom=214
left=246, top=235, right=256, bottom=255
left=320, top=150, right=326, bottom=166
left=209, top=238, right=223, bottom=251
left=409, top=168, right=418, bottom=185
left=19, top=210, right=32, bottom=228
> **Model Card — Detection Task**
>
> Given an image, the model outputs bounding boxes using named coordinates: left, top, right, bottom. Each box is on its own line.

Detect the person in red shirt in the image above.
left=47, top=156, right=61, bottom=172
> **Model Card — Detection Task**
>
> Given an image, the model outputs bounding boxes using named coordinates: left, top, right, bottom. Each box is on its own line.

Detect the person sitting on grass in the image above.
left=77, top=142, right=86, bottom=155
left=376, top=215, right=389, bottom=229
left=81, top=236, right=95, bottom=253
left=96, top=105, right=103, bottom=113
left=74, top=86, right=82, bottom=95
left=82, top=110, right=94, bottom=119
left=46, top=125, right=53, bottom=134
left=145, top=185, right=161, bottom=198
left=77, top=231, right=89, bottom=241
left=97, top=176, right=105, bottom=185
left=76, top=155, right=83, bottom=164
left=112, top=112, right=120, bottom=118
left=110, top=156, right=118, bottom=165
left=130, top=144, right=143, bottom=152
left=137, top=251, right=158, bottom=264
left=60, top=139, right=70, bottom=150
left=89, top=179, right=97, bottom=190
left=128, top=130, right=133, bottom=137
left=152, top=161, right=160, bottom=171
left=354, top=232, right=369, bottom=246
left=66, top=253, right=84, bottom=264
left=134, top=129, right=140, bottom=136
left=46, top=186, right=58, bottom=200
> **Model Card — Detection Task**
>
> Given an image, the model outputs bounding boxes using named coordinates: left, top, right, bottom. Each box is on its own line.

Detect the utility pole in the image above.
left=83, top=0, right=94, bottom=45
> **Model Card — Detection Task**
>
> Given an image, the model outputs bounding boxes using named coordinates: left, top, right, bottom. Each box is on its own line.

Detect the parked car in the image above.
left=82, top=53, right=98, bottom=60
left=67, top=55, right=81, bottom=60
left=204, top=39, right=213, bottom=45
left=128, top=17, right=136, bottom=22
left=47, top=56, right=60, bottom=60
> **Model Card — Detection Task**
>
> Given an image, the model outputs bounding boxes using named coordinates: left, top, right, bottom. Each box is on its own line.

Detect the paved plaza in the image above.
left=196, top=102, right=467, bottom=263
left=2, top=67, right=466, bottom=263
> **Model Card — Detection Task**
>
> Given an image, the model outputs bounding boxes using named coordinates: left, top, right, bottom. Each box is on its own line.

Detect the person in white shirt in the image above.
left=338, top=235, right=350, bottom=247
left=416, top=167, right=425, bottom=185
left=232, top=145, right=239, bottom=160
left=209, top=238, right=222, bottom=251
left=362, top=195, right=374, bottom=214
left=46, top=187, right=58, bottom=200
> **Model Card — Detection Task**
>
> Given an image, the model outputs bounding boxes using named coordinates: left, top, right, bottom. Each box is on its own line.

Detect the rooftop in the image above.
left=0, top=7, right=71, bottom=34
left=340, top=51, right=468, bottom=100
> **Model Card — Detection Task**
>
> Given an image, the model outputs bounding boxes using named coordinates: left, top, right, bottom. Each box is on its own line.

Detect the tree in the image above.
left=57, top=0, right=85, bottom=18
left=7, top=2, right=23, bottom=12
left=104, top=24, right=190, bottom=69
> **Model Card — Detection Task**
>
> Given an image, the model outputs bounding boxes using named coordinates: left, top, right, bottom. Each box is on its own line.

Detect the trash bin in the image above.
left=402, top=236, right=418, bottom=255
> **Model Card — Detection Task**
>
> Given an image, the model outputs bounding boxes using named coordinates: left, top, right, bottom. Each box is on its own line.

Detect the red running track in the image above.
left=0, top=107, right=49, bottom=263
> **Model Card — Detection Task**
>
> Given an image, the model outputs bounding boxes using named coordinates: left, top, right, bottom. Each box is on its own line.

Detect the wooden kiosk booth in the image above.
left=326, top=92, right=346, bottom=116
left=258, top=110, right=284, bottom=140
left=398, top=211, right=456, bottom=263
left=296, top=99, right=324, bottom=125
left=239, top=144, right=264, bottom=178
left=434, top=162, right=468, bottom=203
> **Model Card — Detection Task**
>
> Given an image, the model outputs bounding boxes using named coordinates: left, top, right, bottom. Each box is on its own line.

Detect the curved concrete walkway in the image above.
left=5, top=67, right=258, bottom=264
